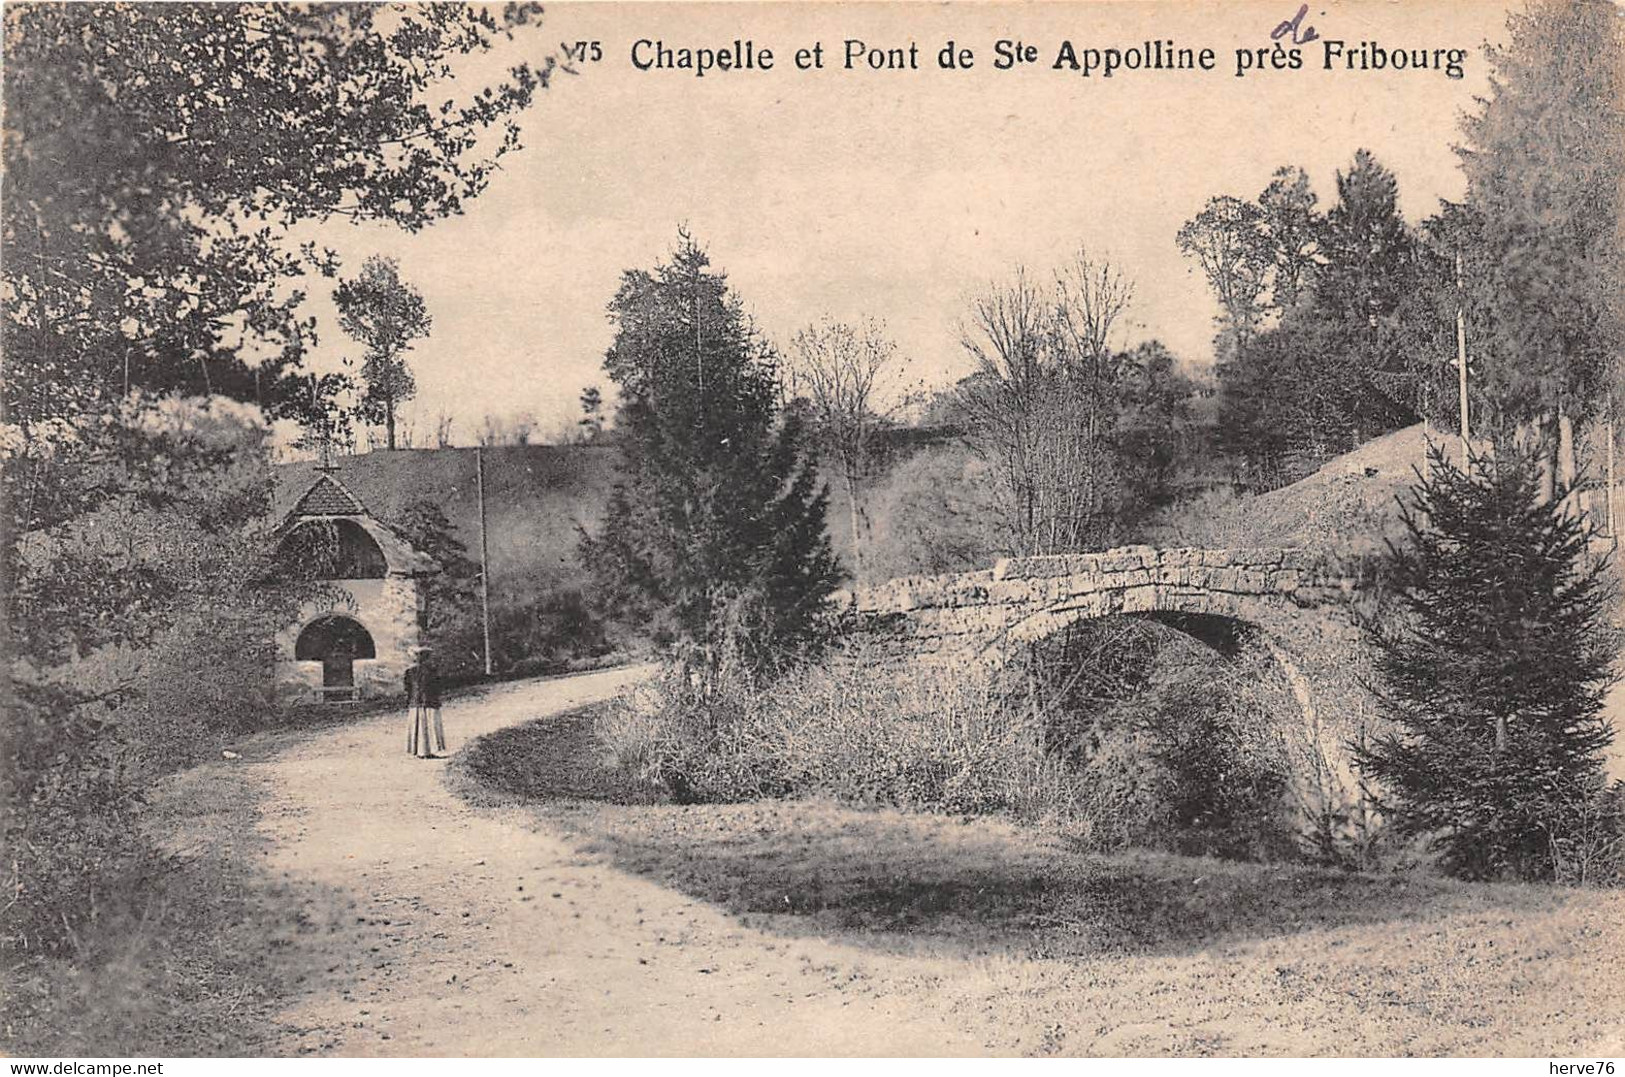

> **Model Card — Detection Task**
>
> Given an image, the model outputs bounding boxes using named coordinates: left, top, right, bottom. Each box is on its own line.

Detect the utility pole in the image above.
left=476, top=446, right=493, bottom=677
left=1608, top=408, right=1619, bottom=543
left=1454, top=252, right=1471, bottom=457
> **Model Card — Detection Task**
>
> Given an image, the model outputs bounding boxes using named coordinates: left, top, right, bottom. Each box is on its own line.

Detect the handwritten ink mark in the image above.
left=1271, top=4, right=1321, bottom=46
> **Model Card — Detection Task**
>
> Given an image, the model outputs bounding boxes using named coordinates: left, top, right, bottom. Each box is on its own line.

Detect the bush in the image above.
left=1544, top=779, right=1625, bottom=887
left=477, top=586, right=614, bottom=682
left=1015, top=618, right=1303, bottom=859
left=1138, top=676, right=1297, bottom=861
left=596, top=649, right=1069, bottom=817
left=1139, top=486, right=1262, bottom=549
left=4, top=398, right=297, bottom=956
left=862, top=445, right=1006, bottom=582
left=597, top=624, right=1305, bottom=863
left=1064, top=725, right=1164, bottom=851
left=4, top=684, right=152, bottom=958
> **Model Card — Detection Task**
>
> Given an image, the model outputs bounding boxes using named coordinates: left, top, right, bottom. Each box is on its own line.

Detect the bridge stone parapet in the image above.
left=841, top=546, right=1358, bottom=659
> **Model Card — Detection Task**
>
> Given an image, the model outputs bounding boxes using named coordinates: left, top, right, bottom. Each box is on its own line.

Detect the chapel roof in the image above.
left=291, top=473, right=367, bottom=517
left=279, top=471, right=440, bottom=576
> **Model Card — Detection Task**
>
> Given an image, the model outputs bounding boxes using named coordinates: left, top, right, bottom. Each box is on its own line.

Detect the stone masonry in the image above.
left=842, top=546, right=1371, bottom=831
left=841, top=545, right=1359, bottom=660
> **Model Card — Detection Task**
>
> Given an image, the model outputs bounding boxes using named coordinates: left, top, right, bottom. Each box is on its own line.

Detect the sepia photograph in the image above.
left=2, top=0, right=1623, bottom=1061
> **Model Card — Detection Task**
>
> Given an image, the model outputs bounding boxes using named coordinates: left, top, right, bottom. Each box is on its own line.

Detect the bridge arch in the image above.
left=1003, top=603, right=1328, bottom=752
left=846, top=545, right=1356, bottom=658
left=845, top=545, right=1367, bottom=834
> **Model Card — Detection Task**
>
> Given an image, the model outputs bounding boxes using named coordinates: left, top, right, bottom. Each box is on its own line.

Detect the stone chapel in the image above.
left=273, top=469, right=439, bottom=703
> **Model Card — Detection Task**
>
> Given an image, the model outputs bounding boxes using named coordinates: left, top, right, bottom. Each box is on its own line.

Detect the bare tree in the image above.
left=432, top=411, right=455, bottom=448
left=394, top=412, right=418, bottom=449
left=475, top=411, right=535, bottom=447
left=787, top=316, right=899, bottom=574
left=1053, top=247, right=1136, bottom=446
left=1052, top=247, right=1134, bottom=388
left=957, top=267, right=1051, bottom=552
left=957, top=253, right=1138, bottom=556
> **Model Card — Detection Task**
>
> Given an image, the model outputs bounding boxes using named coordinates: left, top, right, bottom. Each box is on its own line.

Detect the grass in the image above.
left=2, top=725, right=366, bottom=1056
left=453, top=704, right=1625, bottom=1055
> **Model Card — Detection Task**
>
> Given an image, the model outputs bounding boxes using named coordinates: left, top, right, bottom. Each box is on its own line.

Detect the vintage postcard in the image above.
left=3, top=0, right=1622, bottom=1062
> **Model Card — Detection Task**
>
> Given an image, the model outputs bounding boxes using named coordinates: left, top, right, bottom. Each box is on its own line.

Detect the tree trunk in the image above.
left=385, top=397, right=397, bottom=451
left=844, top=466, right=864, bottom=579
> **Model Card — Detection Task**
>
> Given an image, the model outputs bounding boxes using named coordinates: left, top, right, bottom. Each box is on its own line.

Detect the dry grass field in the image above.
left=459, top=705, right=1625, bottom=1057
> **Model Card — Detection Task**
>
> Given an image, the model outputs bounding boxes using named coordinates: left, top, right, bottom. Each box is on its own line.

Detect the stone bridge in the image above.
left=843, top=545, right=1373, bottom=837
left=843, top=545, right=1361, bottom=660
left=851, top=549, right=1371, bottom=825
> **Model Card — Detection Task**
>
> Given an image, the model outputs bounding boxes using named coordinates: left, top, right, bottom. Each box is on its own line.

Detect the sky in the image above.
left=291, top=0, right=1516, bottom=449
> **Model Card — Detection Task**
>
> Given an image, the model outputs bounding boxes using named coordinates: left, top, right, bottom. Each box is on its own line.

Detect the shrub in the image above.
left=596, top=648, right=1064, bottom=816
left=4, top=398, right=297, bottom=955
left=1064, top=725, right=1164, bottom=851
left=598, top=624, right=1305, bottom=863
left=483, top=586, right=614, bottom=680
left=1138, top=486, right=1260, bottom=549
left=1138, top=675, right=1297, bottom=861
left=1544, top=778, right=1625, bottom=887
left=1017, top=618, right=1302, bottom=860
left=1358, top=446, right=1620, bottom=882
left=4, top=684, right=152, bottom=958
left=862, top=445, right=1006, bottom=581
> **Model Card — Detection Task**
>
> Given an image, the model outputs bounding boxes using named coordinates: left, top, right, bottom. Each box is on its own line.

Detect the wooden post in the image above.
left=1454, top=252, right=1471, bottom=457
left=1608, top=411, right=1619, bottom=542
left=1557, top=409, right=1580, bottom=520
left=476, top=446, right=493, bottom=677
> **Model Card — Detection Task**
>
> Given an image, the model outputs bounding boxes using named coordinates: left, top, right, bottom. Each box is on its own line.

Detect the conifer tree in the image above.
left=1359, top=445, right=1618, bottom=880
left=1454, top=0, right=1624, bottom=440
left=583, top=234, right=841, bottom=684
left=1315, top=150, right=1416, bottom=335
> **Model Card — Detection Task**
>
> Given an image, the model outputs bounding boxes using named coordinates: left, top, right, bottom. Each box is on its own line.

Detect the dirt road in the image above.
left=258, top=668, right=986, bottom=1056
left=178, top=666, right=1624, bottom=1058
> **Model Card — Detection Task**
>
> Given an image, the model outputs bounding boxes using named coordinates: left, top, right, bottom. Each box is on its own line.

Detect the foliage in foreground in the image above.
left=1, top=770, right=303, bottom=1057
left=1360, top=445, right=1622, bottom=883
left=3, top=399, right=304, bottom=957
left=3, top=0, right=555, bottom=977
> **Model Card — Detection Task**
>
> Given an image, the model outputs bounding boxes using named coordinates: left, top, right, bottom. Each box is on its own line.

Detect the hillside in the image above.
left=273, top=443, right=617, bottom=610
left=1213, top=423, right=1625, bottom=780
left=1146, top=424, right=1486, bottom=560
left=270, top=425, right=973, bottom=604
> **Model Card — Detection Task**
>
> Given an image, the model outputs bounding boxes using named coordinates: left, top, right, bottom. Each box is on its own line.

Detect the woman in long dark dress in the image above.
left=404, top=649, right=446, bottom=759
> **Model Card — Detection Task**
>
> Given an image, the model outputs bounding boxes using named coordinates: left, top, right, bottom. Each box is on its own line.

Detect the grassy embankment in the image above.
left=1, top=709, right=395, bottom=1056
left=454, top=702, right=1625, bottom=1056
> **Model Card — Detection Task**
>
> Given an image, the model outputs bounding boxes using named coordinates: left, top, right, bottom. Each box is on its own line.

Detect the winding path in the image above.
left=255, top=667, right=984, bottom=1057
left=182, top=664, right=1625, bottom=1058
